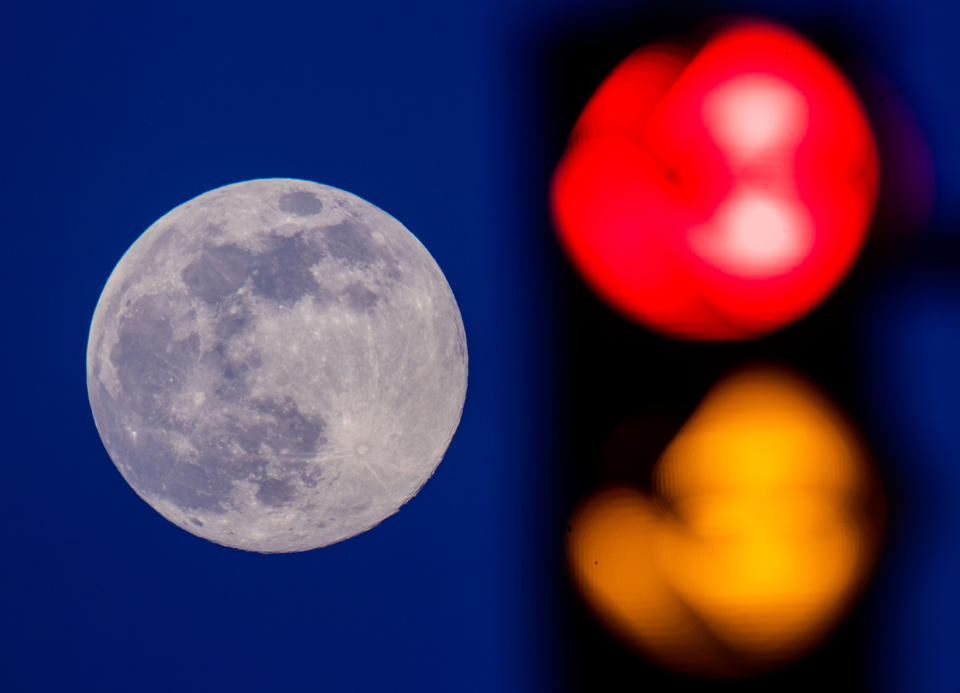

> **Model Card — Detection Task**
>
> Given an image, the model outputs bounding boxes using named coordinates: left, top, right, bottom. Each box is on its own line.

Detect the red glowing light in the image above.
left=552, top=21, right=879, bottom=339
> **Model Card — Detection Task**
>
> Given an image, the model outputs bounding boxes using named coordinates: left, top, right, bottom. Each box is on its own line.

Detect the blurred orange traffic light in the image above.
left=567, top=367, right=884, bottom=676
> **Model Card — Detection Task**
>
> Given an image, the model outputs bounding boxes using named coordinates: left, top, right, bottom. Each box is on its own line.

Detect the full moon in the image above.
left=86, top=179, right=468, bottom=552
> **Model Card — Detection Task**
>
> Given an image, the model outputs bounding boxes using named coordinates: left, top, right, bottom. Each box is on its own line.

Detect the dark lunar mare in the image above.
left=277, top=191, right=324, bottom=216
left=96, top=285, right=329, bottom=513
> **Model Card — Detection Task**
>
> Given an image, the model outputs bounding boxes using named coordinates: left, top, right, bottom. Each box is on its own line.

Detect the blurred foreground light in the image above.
left=552, top=20, right=879, bottom=340
left=567, top=367, right=884, bottom=676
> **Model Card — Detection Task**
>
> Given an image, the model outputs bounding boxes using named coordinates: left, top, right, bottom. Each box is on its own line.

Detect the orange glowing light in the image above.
left=567, top=367, right=884, bottom=676
left=552, top=21, right=879, bottom=340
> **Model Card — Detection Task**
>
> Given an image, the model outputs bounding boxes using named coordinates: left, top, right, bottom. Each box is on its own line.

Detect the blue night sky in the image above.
left=1, top=1, right=957, bottom=691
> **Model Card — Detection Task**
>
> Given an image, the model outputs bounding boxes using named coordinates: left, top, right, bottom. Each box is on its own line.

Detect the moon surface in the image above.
left=86, top=179, right=468, bottom=552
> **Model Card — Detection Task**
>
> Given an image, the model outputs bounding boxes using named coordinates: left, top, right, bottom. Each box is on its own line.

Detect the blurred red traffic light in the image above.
left=552, top=20, right=879, bottom=339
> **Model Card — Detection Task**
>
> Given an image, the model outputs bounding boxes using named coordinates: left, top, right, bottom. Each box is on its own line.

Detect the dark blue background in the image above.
left=1, top=1, right=957, bottom=691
